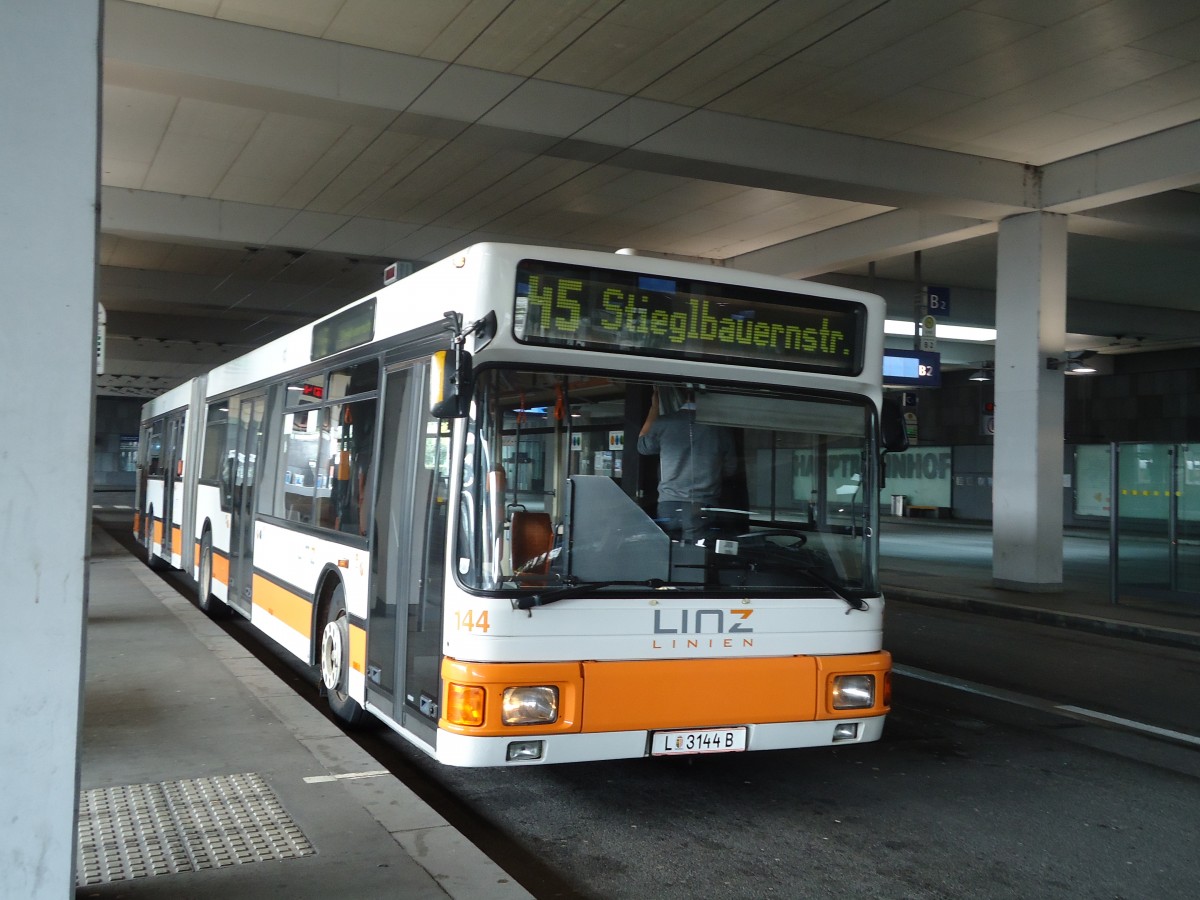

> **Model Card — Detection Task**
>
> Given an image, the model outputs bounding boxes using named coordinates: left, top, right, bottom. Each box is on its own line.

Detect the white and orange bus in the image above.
left=135, top=243, right=907, bottom=767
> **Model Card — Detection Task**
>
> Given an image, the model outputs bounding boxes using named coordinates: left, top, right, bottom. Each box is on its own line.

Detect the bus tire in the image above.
left=319, top=583, right=364, bottom=726
left=196, top=530, right=224, bottom=617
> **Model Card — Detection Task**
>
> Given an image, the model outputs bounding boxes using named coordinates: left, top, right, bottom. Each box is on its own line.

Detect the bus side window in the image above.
left=315, top=407, right=339, bottom=530
left=316, top=399, right=377, bottom=535
left=201, top=402, right=229, bottom=484
left=147, top=422, right=164, bottom=476
left=280, top=411, right=318, bottom=524
left=349, top=398, right=376, bottom=536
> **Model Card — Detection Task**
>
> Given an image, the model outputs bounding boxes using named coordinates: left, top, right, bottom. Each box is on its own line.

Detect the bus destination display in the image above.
left=514, top=261, right=865, bottom=374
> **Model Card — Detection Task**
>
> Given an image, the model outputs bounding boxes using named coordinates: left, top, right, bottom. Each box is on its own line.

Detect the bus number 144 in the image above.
left=454, top=610, right=491, bottom=633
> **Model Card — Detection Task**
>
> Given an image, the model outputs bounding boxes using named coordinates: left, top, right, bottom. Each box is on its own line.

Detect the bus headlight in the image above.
left=502, top=686, right=559, bottom=725
left=831, top=674, right=875, bottom=710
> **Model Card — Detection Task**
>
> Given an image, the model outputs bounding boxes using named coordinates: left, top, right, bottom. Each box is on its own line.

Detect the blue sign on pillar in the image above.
left=926, top=285, right=951, bottom=317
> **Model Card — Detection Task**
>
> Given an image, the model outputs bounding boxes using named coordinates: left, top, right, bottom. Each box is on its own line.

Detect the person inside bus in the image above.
left=331, top=399, right=376, bottom=536
left=637, top=385, right=737, bottom=542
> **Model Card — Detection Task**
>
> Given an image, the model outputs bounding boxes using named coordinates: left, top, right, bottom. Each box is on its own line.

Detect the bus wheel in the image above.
left=319, top=584, right=364, bottom=726
left=196, top=531, right=224, bottom=617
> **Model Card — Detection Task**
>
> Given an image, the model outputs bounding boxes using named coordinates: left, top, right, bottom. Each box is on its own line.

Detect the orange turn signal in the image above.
left=445, top=683, right=485, bottom=727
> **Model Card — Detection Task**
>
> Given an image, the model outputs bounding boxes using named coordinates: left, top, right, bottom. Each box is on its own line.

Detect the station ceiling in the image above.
left=97, top=0, right=1200, bottom=396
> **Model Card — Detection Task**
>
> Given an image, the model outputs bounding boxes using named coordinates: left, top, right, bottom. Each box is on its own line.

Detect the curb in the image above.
left=884, top=586, right=1200, bottom=652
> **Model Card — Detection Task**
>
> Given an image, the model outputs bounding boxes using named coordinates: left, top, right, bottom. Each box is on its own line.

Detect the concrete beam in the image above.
left=1042, top=120, right=1200, bottom=213
left=100, top=187, right=424, bottom=258
left=1070, top=189, right=1200, bottom=243
left=620, top=112, right=1039, bottom=219
left=729, top=210, right=996, bottom=278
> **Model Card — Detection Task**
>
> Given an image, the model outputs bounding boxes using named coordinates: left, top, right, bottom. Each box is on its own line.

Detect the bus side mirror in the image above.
left=430, top=348, right=473, bottom=418
left=880, top=398, right=909, bottom=453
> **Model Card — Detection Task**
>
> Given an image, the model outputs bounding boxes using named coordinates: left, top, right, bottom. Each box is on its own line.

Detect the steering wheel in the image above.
left=744, top=529, right=807, bottom=549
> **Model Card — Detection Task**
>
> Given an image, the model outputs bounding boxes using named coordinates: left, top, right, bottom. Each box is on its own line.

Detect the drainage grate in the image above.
left=77, top=772, right=315, bottom=886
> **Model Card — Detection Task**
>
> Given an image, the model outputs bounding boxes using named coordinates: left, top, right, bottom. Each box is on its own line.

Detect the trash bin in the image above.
left=890, top=495, right=906, bottom=516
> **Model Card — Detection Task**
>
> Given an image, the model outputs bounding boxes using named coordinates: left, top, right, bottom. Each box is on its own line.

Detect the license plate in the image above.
left=651, top=727, right=747, bottom=756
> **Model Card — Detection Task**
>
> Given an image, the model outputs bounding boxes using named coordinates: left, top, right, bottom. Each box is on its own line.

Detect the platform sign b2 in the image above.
left=926, top=285, right=950, bottom=317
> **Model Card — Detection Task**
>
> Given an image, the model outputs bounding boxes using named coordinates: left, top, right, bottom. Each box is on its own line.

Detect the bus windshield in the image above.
left=456, top=369, right=879, bottom=602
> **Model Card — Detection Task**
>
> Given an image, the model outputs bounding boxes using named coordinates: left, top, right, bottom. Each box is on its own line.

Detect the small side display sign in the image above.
left=883, top=349, right=941, bottom=387
left=311, top=298, right=376, bottom=361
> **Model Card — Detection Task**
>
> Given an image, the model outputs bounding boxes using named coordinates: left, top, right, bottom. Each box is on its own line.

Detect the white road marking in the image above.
left=894, top=664, right=1200, bottom=747
left=1055, top=706, right=1200, bottom=747
left=303, top=769, right=391, bottom=784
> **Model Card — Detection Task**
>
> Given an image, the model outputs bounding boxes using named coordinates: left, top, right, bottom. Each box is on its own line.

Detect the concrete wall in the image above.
left=1064, top=349, right=1200, bottom=445
left=0, top=3, right=100, bottom=897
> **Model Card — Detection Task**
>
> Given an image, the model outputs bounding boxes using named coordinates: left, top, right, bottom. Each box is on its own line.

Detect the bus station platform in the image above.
left=80, top=518, right=532, bottom=899
left=78, top=505, right=1199, bottom=897
left=879, top=517, right=1200, bottom=652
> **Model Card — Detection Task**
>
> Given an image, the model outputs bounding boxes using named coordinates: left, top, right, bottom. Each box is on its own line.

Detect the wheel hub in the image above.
left=320, top=619, right=345, bottom=692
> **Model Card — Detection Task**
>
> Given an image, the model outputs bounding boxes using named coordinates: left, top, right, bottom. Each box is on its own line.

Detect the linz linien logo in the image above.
left=651, top=609, right=754, bottom=650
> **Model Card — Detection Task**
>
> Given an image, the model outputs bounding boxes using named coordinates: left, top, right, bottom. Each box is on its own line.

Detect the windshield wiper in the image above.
left=515, top=577, right=675, bottom=610
left=799, top=567, right=869, bottom=612
left=713, top=556, right=868, bottom=612
left=514, top=573, right=868, bottom=612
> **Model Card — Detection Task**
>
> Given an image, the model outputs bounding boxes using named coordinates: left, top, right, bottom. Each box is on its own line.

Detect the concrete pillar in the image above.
left=0, top=2, right=99, bottom=896
left=992, top=212, right=1067, bottom=591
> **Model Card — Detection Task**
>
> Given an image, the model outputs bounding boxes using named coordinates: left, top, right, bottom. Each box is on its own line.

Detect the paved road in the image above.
left=355, top=609, right=1200, bottom=900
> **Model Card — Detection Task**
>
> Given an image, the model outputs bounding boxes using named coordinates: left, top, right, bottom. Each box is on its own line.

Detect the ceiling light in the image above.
left=885, top=320, right=997, bottom=342
left=969, top=368, right=992, bottom=382
left=1047, top=356, right=1099, bottom=374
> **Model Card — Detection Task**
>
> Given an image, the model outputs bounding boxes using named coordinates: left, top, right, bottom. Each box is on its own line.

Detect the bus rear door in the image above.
left=227, top=393, right=266, bottom=615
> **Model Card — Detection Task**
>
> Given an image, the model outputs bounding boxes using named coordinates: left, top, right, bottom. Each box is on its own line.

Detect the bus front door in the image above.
left=227, top=393, right=265, bottom=615
left=366, top=365, right=447, bottom=749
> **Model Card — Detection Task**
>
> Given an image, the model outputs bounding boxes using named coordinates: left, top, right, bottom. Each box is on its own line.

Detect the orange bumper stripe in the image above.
left=582, top=656, right=819, bottom=731
left=251, top=575, right=313, bottom=639
left=438, top=652, right=891, bottom=738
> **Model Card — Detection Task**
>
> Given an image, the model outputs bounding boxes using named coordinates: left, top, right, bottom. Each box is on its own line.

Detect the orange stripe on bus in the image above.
left=171, top=526, right=182, bottom=556
left=211, top=550, right=229, bottom=586
left=251, top=575, right=313, bottom=640
left=349, top=623, right=366, bottom=675
left=196, top=543, right=231, bottom=586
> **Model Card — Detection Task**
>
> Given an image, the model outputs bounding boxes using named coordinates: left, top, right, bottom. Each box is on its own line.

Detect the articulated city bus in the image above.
left=135, top=243, right=907, bottom=767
